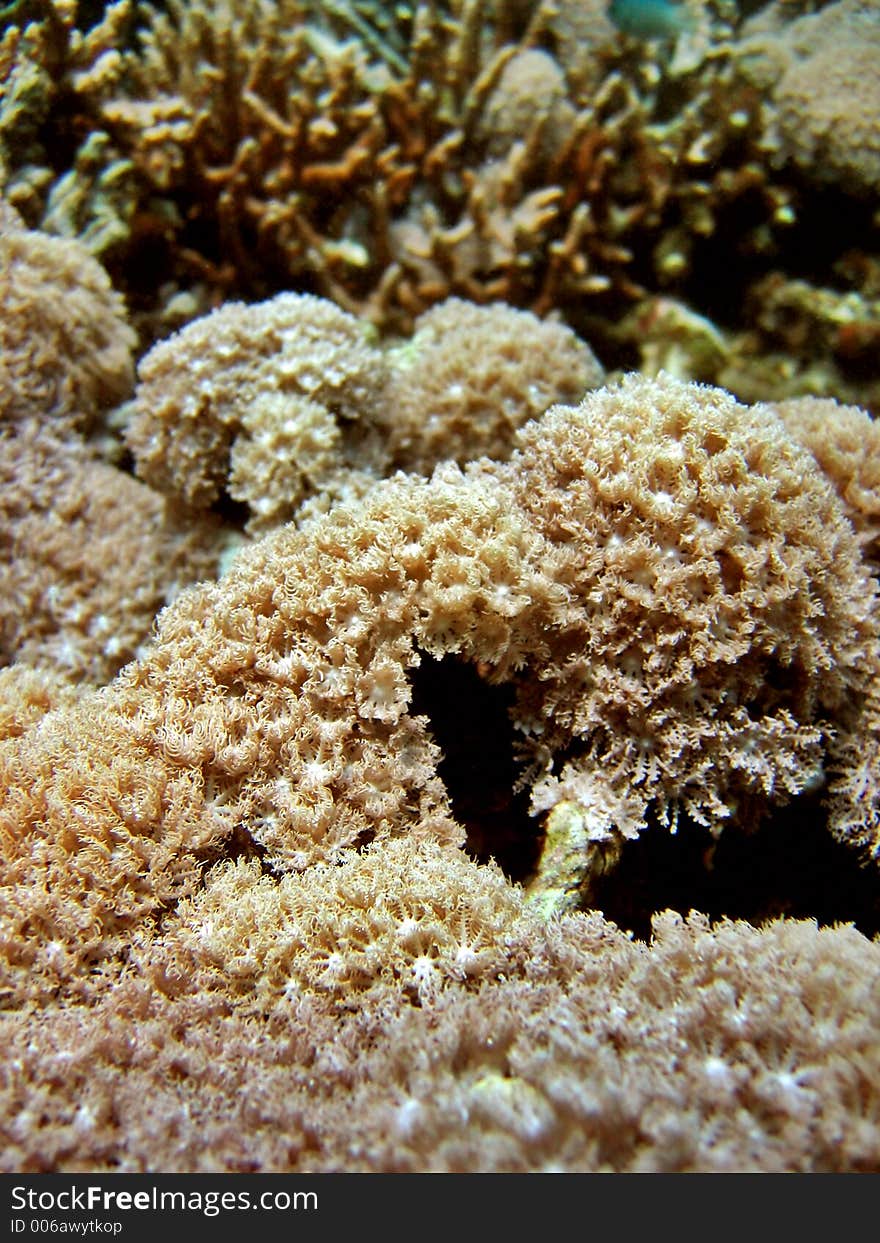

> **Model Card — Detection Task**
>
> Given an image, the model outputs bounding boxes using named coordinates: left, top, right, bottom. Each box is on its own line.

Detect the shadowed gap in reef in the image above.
left=408, top=654, right=880, bottom=940
left=591, top=796, right=880, bottom=942
left=407, top=653, right=540, bottom=882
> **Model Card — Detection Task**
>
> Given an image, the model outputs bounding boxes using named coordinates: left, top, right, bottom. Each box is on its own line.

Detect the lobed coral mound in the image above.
left=0, top=202, right=136, bottom=433
left=126, top=291, right=604, bottom=530
left=0, top=210, right=224, bottom=683
left=2, top=211, right=880, bottom=1169
left=2, top=366, right=879, bottom=991
left=742, top=0, right=880, bottom=194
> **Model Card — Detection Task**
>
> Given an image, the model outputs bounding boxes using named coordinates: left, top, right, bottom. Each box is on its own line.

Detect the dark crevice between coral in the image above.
left=195, top=821, right=280, bottom=880
left=590, top=793, right=880, bottom=942
left=407, top=654, right=880, bottom=940
left=686, top=181, right=879, bottom=330
left=408, top=653, right=541, bottom=883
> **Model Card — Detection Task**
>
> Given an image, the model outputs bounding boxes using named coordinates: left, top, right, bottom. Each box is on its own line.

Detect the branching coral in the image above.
left=0, top=0, right=134, bottom=226
left=1, top=0, right=803, bottom=342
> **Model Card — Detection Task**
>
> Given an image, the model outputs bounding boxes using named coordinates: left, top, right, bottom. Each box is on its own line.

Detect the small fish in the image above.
left=607, top=0, right=696, bottom=41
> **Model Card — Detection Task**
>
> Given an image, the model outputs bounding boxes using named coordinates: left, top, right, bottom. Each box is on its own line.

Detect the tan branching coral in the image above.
left=95, top=0, right=414, bottom=303
left=383, top=298, right=603, bottom=470
left=0, top=0, right=795, bottom=340
left=126, top=291, right=389, bottom=528
left=0, top=207, right=136, bottom=429
left=0, top=0, right=133, bottom=226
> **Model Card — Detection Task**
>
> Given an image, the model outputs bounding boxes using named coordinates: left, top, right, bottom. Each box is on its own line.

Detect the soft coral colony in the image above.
left=2, top=0, right=880, bottom=1174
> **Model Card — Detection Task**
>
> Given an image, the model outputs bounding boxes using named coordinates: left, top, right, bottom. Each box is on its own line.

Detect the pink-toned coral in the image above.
left=0, top=420, right=222, bottom=682
left=0, top=206, right=136, bottom=429
left=1, top=902, right=878, bottom=1171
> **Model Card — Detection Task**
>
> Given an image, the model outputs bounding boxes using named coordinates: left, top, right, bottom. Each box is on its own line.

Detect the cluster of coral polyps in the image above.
left=125, top=292, right=604, bottom=529
left=3, top=203, right=880, bottom=1168
left=0, top=204, right=223, bottom=682
left=3, top=363, right=880, bottom=990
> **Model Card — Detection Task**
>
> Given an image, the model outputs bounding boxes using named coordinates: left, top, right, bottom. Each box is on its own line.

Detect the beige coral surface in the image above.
left=3, top=328, right=880, bottom=1168
left=2, top=871, right=879, bottom=1172
left=2, top=165, right=880, bottom=1169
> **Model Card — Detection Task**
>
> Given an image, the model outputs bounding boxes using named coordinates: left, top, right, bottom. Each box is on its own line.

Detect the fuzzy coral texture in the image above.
left=2, top=1, right=880, bottom=1171
left=2, top=879, right=880, bottom=1172
left=0, top=202, right=136, bottom=431
left=742, top=0, right=880, bottom=192
left=126, top=292, right=604, bottom=528
left=3, top=307, right=880, bottom=1168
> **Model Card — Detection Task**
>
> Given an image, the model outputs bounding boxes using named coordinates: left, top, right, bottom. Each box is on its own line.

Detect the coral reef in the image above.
left=741, top=0, right=880, bottom=194
left=0, top=418, right=222, bottom=681
left=1, top=894, right=879, bottom=1172
left=0, top=200, right=136, bottom=431
left=3, top=0, right=880, bottom=1180
left=381, top=297, right=603, bottom=471
left=126, top=291, right=390, bottom=528
left=3, top=369, right=878, bottom=1016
